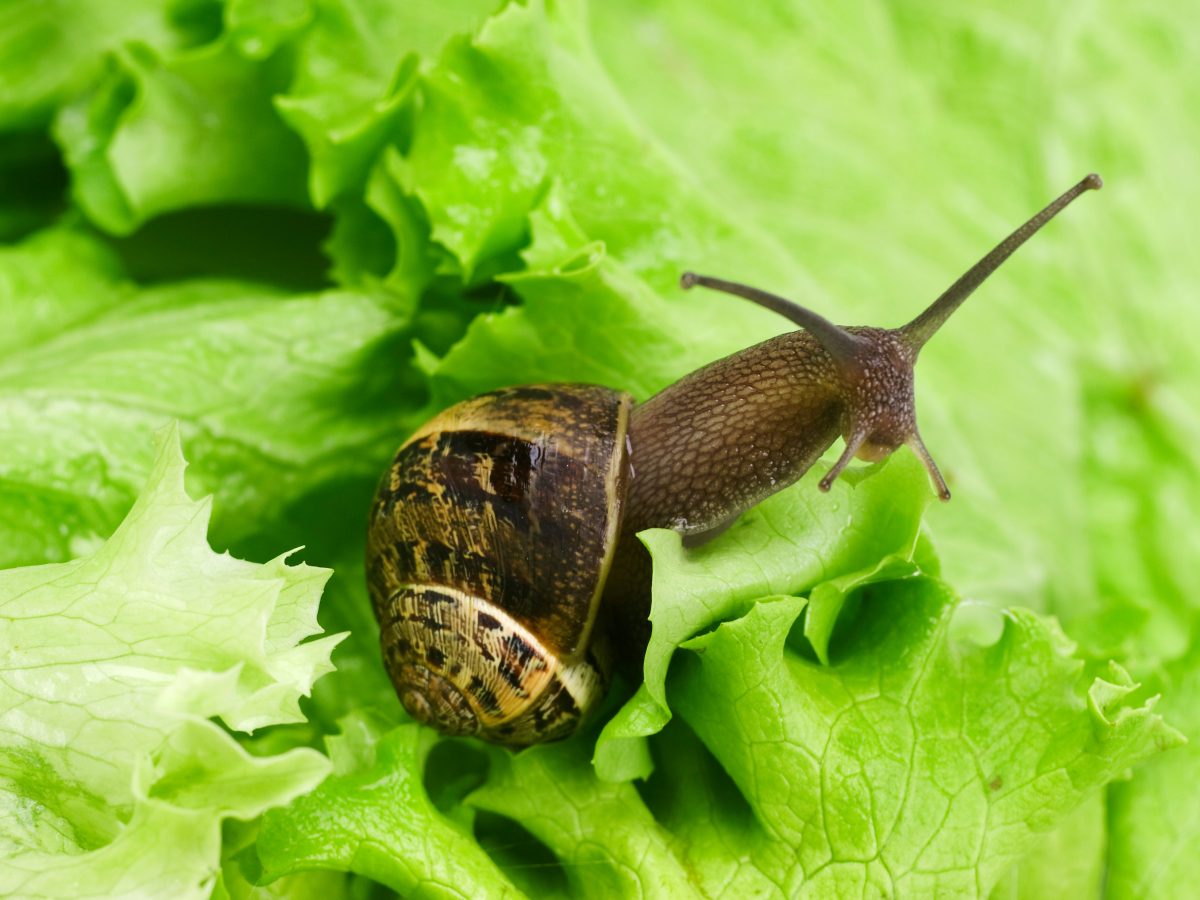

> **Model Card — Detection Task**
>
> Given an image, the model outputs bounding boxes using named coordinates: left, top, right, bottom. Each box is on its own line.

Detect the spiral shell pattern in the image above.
left=367, top=385, right=631, bottom=744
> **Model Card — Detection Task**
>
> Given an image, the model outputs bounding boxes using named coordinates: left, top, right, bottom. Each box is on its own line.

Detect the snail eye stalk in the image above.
left=901, top=173, right=1103, bottom=352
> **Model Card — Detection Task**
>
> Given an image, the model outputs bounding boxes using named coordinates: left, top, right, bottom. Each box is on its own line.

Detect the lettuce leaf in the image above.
left=258, top=573, right=1180, bottom=898
left=427, top=187, right=750, bottom=406
left=595, top=450, right=932, bottom=781
left=1106, top=642, right=1200, bottom=896
left=668, top=583, right=1179, bottom=896
left=0, top=225, right=128, bottom=357
left=272, top=0, right=498, bottom=209
left=988, top=792, right=1106, bottom=898
left=2, top=0, right=1196, bottom=895
left=54, top=36, right=307, bottom=235
left=0, top=0, right=188, bottom=131
left=0, top=427, right=340, bottom=898
left=257, top=716, right=516, bottom=898
left=385, top=0, right=808, bottom=303
left=0, top=226, right=423, bottom=569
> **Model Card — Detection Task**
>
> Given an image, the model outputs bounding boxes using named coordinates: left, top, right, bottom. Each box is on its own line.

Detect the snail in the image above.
left=366, top=173, right=1102, bottom=745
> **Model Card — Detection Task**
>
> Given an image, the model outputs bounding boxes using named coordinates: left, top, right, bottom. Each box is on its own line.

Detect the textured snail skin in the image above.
left=366, top=384, right=629, bottom=744
left=625, top=329, right=842, bottom=539
left=625, top=326, right=918, bottom=540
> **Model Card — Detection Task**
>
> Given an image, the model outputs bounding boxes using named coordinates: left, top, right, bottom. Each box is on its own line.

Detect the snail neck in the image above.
left=602, top=330, right=843, bottom=661
left=623, top=330, right=843, bottom=540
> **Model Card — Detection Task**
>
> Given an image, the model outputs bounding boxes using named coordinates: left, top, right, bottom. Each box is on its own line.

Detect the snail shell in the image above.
left=366, top=384, right=631, bottom=744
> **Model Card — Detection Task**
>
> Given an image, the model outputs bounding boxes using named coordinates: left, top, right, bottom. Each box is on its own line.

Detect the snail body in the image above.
left=367, top=174, right=1102, bottom=745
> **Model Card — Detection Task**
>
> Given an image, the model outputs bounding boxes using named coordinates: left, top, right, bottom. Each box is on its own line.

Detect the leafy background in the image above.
left=1, top=0, right=1197, bottom=897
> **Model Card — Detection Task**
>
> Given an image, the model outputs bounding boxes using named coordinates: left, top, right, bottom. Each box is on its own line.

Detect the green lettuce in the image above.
left=54, top=36, right=307, bottom=235
left=1, top=0, right=1197, bottom=896
left=0, top=226, right=423, bottom=569
left=1106, top=642, right=1200, bottom=895
left=394, top=0, right=804, bottom=297
left=258, top=539, right=1180, bottom=898
left=0, top=428, right=340, bottom=898
left=0, top=0, right=194, bottom=131
left=272, top=0, right=498, bottom=208
left=595, top=450, right=933, bottom=782
left=665, top=585, right=1175, bottom=896
left=257, top=717, right=517, bottom=897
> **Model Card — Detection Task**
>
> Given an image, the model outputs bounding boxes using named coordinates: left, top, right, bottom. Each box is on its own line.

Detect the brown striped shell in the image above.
left=366, top=384, right=632, bottom=745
